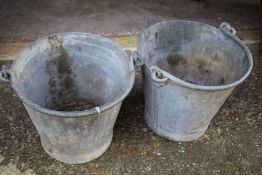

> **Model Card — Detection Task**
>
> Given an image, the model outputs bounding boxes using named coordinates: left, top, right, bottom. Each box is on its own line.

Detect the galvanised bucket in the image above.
left=138, top=21, right=253, bottom=141
left=0, top=33, right=135, bottom=163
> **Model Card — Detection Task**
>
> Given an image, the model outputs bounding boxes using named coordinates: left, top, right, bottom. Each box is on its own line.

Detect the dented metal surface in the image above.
left=4, top=33, right=135, bottom=163
left=138, top=20, right=253, bottom=141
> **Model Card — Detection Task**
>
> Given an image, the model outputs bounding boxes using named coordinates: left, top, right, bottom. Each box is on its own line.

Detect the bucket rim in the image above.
left=138, top=20, right=253, bottom=91
left=10, top=32, right=135, bottom=117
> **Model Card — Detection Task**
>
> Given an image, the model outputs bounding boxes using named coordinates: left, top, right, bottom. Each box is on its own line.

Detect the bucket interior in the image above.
left=138, top=21, right=250, bottom=86
left=11, top=33, right=133, bottom=111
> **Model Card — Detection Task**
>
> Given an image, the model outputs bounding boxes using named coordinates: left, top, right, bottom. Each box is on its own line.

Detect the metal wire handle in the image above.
left=149, top=65, right=168, bottom=83
left=130, top=51, right=144, bottom=67
left=219, top=22, right=236, bottom=35
left=0, top=65, right=11, bottom=82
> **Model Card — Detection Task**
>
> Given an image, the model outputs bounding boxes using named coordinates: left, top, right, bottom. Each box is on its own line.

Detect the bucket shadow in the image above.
left=112, top=67, right=154, bottom=147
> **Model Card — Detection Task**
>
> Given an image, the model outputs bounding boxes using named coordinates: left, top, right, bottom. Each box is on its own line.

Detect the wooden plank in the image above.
left=0, top=31, right=259, bottom=61
left=111, top=36, right=138, bottom=51
left=237, top=30, right=261, bottom=44
left=0, top=42, right=29, bottom=61
left=0, top=36, right=138, bottom=61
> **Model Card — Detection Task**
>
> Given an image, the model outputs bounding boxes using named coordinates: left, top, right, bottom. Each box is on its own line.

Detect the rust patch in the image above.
left=45, top=46, right=97, bottom=111
left=52, top=98, right=96, bottom=111
left=48, top=35, right=63, bottom=48
left=155, top=32, right=158, bottom=40
left=158, top=52, right=232, bottom=86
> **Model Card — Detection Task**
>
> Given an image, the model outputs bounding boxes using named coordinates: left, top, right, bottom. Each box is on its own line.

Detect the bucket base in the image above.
left=145, top=113, right=208, bottom=142
left=41, top=134, right=113, bottom=164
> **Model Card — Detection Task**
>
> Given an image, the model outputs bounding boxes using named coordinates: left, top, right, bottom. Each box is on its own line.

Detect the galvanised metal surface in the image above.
left=1, top=33, right=135, bottom=164
left=138, top=20, right=253, bottom=141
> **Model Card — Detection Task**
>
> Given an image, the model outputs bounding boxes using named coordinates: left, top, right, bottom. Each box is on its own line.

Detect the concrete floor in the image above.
left=0, top=52, right=261, bottom=174
left=0, top=0, right=260, bottom=42
left=0, top=0, right=261, bottom=174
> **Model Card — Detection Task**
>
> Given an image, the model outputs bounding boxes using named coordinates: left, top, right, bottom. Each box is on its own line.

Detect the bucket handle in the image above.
left=147, top=22, right=237, bottom=86
left=219, top=22, right=236, bottom=35
left=149, top=65, right=168, bottom=83
left=0, top=65, right=11, bottom=82
left=129, top=51, right=144, bottom=67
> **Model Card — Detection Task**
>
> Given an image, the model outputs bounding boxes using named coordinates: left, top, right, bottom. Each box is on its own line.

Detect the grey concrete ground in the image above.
left=0, top=0, right=261, bottom=174
left=0, top=51, right=261, bottom=174
left=0, top=0, right=260, bottom=42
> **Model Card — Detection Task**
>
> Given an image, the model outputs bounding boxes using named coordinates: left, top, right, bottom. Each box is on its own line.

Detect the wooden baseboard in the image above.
left=0, top=31, right=260, bottom=61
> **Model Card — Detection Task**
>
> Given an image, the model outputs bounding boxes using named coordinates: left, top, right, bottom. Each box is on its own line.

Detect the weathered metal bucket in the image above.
left=138, top=21, right=253, bottom=141
left=0, top=33, right=135, bottom=163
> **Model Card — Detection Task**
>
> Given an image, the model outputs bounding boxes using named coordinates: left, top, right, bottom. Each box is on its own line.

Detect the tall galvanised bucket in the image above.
left=0, top=33, right=135, bottom=163
left=138, top=21, right=253, bottom=141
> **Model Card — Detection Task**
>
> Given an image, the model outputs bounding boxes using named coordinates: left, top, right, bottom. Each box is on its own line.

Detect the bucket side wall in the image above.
left=143, top=67, right=234, bottom=141
left=24, top=102, right=122, bottom=164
